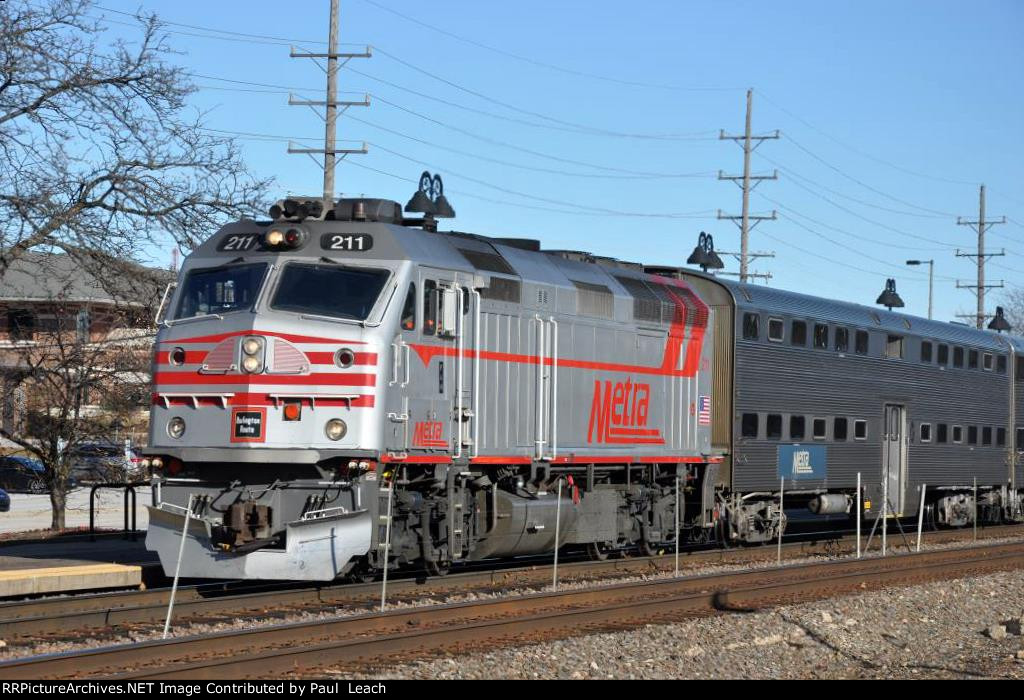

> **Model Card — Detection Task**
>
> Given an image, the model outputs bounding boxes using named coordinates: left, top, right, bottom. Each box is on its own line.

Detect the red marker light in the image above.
left=283, top=403, right=301, bottom=421
left=285, top=229, right=301, bottom=247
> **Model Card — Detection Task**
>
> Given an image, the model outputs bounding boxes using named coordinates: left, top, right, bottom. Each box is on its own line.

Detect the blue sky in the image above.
left=95, top=0, right=1023, bottom=324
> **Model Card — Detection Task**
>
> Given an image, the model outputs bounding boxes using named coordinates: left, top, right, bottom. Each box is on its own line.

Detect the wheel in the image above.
left=586, top=541, right=613, bottom=561
left=425, top=559, right=450, bottom=577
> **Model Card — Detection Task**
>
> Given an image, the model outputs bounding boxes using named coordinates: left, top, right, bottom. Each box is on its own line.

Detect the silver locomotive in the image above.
left=145, top=193, right=718, bottom=580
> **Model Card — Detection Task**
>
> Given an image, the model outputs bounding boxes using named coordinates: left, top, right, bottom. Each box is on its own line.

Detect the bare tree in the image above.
left=0, top=0, right=270, bottom=275
left=0, top=287, right=156, bottom=530
left=1000, top=286, right=1024, bottom=334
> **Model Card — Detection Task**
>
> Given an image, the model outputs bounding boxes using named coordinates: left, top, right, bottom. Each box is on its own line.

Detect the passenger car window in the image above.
left=790, top=415, right=805, bottom=440
left=937, top=344, right=949, bottom=365
left=920, top=341, right=932, bottom=363
left=920, top=423, right=932, bottom=443
left=791, top=321, right=807, bottom=347
left=834, top=418, right=848, bottom=441
left=766, top=414, right=782, bottom=440
left=813, top=324, right=829, bottom=349
left=982, top=427, right=992, bottom=445
left=937, top=424, right=948, bottom=444
left=997, top=428, right=1006, bottom=446
left=953, top=347, right=964, bottom=368
left=855, top=330, right=869, bottom=355
left=767, top=318, right=784, bottom=342
left=743, top=313, right=760, bottom=341
left=835, top=327, right=849, bottom=352
left=741, top=413, right=758, bottom=438
left=813, top=418, right=827, bottom=440
left=968, top=349, right=978, bottom=370
left=854, top=420, right=867, bottom=440
left=967, top=426, right=977, bottom=445
left=953, top=425, right=963, bottom=443
left=983, top=353, right=993, bottom=371
left=885, top=335, right=904, bottom=359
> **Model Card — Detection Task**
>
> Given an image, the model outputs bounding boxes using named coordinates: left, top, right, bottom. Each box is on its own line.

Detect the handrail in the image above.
left=471, top=289, right=481, bottom=458
left=534, top=315, right=546, bottom=461
left=454, top=286, right=465, bottom=458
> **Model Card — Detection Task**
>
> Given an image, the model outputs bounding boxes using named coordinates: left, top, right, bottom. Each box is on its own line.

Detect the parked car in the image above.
left=70, top=442, right=143, bottom=483
left=0, top=487, right=10, bottom=512
left=0, top=456, right=47, bottom=494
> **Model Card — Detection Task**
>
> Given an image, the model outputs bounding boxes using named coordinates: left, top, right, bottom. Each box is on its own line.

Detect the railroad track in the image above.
left=3, top=539, right=1024, bottom=680
left=1, top=522, right=1021, bottom=644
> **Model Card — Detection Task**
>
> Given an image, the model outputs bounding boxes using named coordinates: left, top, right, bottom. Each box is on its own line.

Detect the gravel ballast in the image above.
left=365, top=570, right=1024, bottom=680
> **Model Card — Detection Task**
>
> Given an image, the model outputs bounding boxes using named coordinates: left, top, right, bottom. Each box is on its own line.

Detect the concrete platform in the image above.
left=0, top=562, right=141, bottom=597
left=0, top=535, right=156, bottom=597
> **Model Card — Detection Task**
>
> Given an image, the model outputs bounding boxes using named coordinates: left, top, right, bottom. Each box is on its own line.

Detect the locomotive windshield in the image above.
left=270, top=263, right=390, bottom=321
left=174, top=263, right=268, bottom=320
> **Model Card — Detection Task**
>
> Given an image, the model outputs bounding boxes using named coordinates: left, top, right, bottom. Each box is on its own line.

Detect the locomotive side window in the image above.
left=835, top=327, right=849, bottom=352
left=885, top=335, right=904, bottom=359
left=423, top=280, right=437, bottom=335
left=854, top=420, right=867, bottom=440
left=741, top=413, right=759, bottom=438
left=400, top=283, right=416, bottom=331
left=766, top=414, right=782, bottom=440
left=855, top=330, right=869, bottom=355
left=937, top=423, right=948, bottom=444
left=834, top=417, right=848, bottom=441
left=997, top=428, right=1006, bottom=446
left=790, top=415, right=805, bottom=440
left=952, top=425, right=963, bottom=443
left=791, top=321, right=807, bottom=347
left=813, top=418, right=827, bottom=440
left=174, top=263, right=268, bottom=320
left=813, top=323, right=828, bottom=349
left=937, top=344, right=949, bottom=365
left=920, top=341, right=933, bottom=363
left=968, top=349, right=978, bottom=369
left=742, top=313, right=760, bottom=340
left=767, top=318, right=784, bottom=342
left=271, top=263, right=389, bottom=322
left=983, top=353, right=993, bottom=371
left=967, top=426, right=978, bottom=445
left=920, top=423, right=932, bottom=443
left=953, top=346, right=964, bottom=368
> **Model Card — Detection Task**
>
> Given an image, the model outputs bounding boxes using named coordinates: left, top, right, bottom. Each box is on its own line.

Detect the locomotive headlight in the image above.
left=242, top=355, right=262, bottom=373
left=242, top=337, right=262, bottom=355
left=265, top=229, right=285, bottom=246
left=167, top=417, right=186, bottom=439
left=151, top=457, right=164, bottom=469
left=325, top=418, right=347, bottom=441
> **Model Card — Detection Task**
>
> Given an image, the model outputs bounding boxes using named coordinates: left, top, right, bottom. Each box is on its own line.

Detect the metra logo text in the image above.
left=413, top=421, right=446, bottom=448
left=586, top=378, right=664, bottom=445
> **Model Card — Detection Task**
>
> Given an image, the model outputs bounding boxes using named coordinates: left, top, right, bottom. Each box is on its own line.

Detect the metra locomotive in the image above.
left=144, top=184, right=1024, bottom=580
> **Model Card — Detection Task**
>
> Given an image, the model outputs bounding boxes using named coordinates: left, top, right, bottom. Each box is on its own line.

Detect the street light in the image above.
left=905, top=259, right=934, bottom=320
left=875, top=278, right=905, bottom=311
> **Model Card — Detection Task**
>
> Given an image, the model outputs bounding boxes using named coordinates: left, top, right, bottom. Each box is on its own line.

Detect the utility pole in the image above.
left=716, top=249, right=776, bottom=284
left=288, top=0, right=371, bottom=213
left=719, top=88, right=779, bottom=283
left=955, top=184, right=1006, bottom=328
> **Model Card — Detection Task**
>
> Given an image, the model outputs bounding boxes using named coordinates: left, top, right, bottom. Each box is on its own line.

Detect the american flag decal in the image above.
left=698, top=396, right=711, bottom=425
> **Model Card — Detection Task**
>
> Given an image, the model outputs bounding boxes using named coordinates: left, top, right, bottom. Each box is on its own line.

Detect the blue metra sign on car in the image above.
left=777, top=445, right=827, bottom=481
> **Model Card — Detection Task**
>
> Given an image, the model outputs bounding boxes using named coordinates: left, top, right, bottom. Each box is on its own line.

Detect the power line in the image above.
left=335, top=158, right=717, bottom=220
left=357, top=0, right=744, bottom=93
left=782, top=134, right=959, bottom=217
left=758, top=90, right=979, bottom=187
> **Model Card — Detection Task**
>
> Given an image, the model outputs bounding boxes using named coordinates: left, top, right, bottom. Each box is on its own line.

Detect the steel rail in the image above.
left=2, top=523, right=1022, bottom=639
left=2, top=540, right=1023, bottom=680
